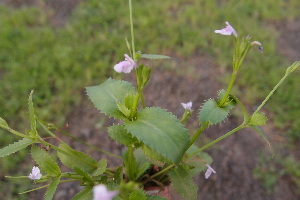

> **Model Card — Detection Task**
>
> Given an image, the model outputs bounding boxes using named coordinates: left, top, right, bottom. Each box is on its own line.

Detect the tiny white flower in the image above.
left=93, top=184, right=118, bottom=200
left=181, top=101, right=193, bottom=111
left=205, top=164, right=216, bottom=179
left=28, top=166, right=42, bottom=180
left=215, top=22, right=238, bottom=37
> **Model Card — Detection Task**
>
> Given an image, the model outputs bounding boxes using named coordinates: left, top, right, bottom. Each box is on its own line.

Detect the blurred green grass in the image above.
left=0, top=0, right=299, bottom=199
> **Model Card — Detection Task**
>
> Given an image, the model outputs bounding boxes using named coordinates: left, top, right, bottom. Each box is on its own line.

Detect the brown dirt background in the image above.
left=1, top=0, right=299, bottom=200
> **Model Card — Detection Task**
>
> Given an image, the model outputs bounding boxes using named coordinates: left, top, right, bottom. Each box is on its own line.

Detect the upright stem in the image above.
left=219, top=70, right=238, bottom=107
left=189, top=122, right=209, bottom=147
left=253, top=73, right=289, bottom=115
left=129, top=0, right=136, bottom=60
left=127, top=146, right=135, bottom=180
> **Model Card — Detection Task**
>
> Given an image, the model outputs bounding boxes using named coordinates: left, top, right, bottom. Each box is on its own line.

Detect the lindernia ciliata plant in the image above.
left=0, top=1, right=299, bottom=200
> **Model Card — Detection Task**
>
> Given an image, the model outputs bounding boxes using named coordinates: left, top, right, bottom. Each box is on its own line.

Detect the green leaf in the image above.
left=123, top=149, right=138, bottom=180
left=72, top=187, right=92, bottom=200
left=199, top=99, right=230, bottom=125
left=92, top=159, right=107, bottom=176
left=86, top=79, right=135, bottom=119
left=0, top=138, right=32, bottom=158
left=57, top=144, right=97, bottom=173
left=169, top=166, right=198, bottom=200
left=147, top=195, right=168, bottom=200
left=124, top=107, right=190, bottom=163
left=141, top=54, right=171, bottom=60
left=0, top=117, right=9, bottom=128
left=31, top=146, right=61, bottom=176
left=134, top=149, right=151, bottom=180
left=108, top=125, right=139, bottom=147
left=28, top=90, right=37, bottom=137
left=117, top=102, right=131, bottom=118
left=143, top=145, right=170, bottom=167
left=251, top=126, right=274, bottom=156
left=250, top=112, right=268, bottom=125
left=217, top=89, right=236, bottom=109
left=45, top=176, right=61, bottom=200
left=129, top=189, right=147, bottom=200
left=113, top=166, right=123, bottom=184
left=74, top=167, right=94, bottom=184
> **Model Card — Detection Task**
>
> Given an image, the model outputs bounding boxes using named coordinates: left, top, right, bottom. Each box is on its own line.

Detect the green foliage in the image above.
left=72, top=187, right=93, bottom=200
left=28, top=90, right=37, bottom=137
left=169, top=166, right=198, bottom=200
left=0, top=117, right=9, bottom=127
left=31, top=145, right=61, bottom=176
left=199, top=99, right=230, bottom=125
left=57, top=144, right=97, bottom=173
left=108, top=125, right=139, bottom=147
left=124, top=107, right=190, bottom=163
left=250, top=113, right=268, bottom=126
left=92, top=159, right=107, bottom=176
left=140, top=54, right=171, bottom=60
left=45, top=176, right=61, bottom=200
left=129, top=189, right=147, bottom=200
left=134, top=149, right=151, bottom=180
left=86, top=79, right=135, bottom=119
left=0, top=138, right=32, bottom=158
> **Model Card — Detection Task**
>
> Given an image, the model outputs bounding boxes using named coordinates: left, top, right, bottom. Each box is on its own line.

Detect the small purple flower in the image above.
left=28, top=166, right=42, bottom=180
left=205, top=164, right=216, bottom=179
left=93, top=184, right=118, bottom=200
left=181, top=101, right=193, bottom=111
left=251, top=41, right=263, bottom=53
left=214, top=22, right=238, bottom=37
left=114, top=54, right=137, bottom=73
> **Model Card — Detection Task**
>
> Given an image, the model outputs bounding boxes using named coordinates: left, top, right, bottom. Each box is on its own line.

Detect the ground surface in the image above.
left=2, top=0, right=299, bottom=199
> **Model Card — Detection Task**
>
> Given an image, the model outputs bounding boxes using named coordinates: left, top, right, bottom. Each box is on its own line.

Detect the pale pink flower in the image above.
left=114, top=54, right=137, bottom=73
left=205, top=164, right=216, bottom=179
left=251, top=41, right=263, bottom=53
left=93, top=184, right=118, bottom=200
left=181, top=101, right=193, bottom=111
left=28, top=166, right=42, bottom=180
left=214, top=22, right=238, bottom=37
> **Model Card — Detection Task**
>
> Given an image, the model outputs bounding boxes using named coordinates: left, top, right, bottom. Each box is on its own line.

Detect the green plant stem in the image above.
left=60, top=130, right=121, bottom=159
left=39, top=139, right=96, bottom=169
left=253, top=73, right=289, bottom=115
left=19, top=179, right=79, bottom=195
left=129, top=0, right=136, bottom=60
left=188, top=124, right=245, bottom=158
left=141, top=92, right=146, bottom=108
left=189, top=122, right=209, bottom=147
left=219, top=70, right=238, bottom=107
left=142, top=164, right=175, bottom=185
left=127, top=146, right=135, bottom=180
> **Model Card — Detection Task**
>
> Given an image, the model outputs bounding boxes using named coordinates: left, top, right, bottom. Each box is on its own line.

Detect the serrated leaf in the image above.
left=251, top=126, right=274, bottom=156
left=92, top=159, right=107, bottom=176
left=74, top=167, right=94, bottom=184
left=117, top=102, right=131, bottom=118
left=72, top=187, right=93, bottom=200
left=57, top=144, right=97, bottom=173
left=28, top=90, right=37, bottom=137
left=31, top=146, right=61, bottom=176
left=169, top=166, right=198, bottom=200
left=108, top=125, right=139, bottom=147
left=147, top=195, right=168, bottom=200
left=141, top=54, right=171, bottom=60
left=86, top=79, right=135, bottom=119
left=217, top=89, right=236, bottom=110
left=124, top=107, right=190, bottom=163
left=129, top=189, right=147, bottom=200
left=113, top=166, right=123, bottom=184
left=45, top=176, right=61, bottom=200
left=0, top=138, right=32, bottom=158
left=123, top=149, right=138, bottom=180
left=250, top=112, right=268, bottom=125
left=0, top=117, right=9, bottom=128
left=199, top=99, right=230, bottom=124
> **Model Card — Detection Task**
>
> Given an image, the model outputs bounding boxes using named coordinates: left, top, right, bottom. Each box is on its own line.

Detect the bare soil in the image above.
left=2, top=1, right=299, bottom=199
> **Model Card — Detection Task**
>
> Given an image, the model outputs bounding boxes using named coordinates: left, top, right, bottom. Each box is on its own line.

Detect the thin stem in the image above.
left=253, top=73, right=289, bottom=115
left=129, top=0, right=136, bottom=60
left=219, top=70, right=238, bottom=107
left=60, top=130, right=121, bottom=159
left=0, top=126, right=30, bottom=139
left=189, top=122, right=209, bottom=147
left=188, top=124, right=245, bottom=158
left=142, top=164, right=175, bottom=185
left=127, top=146, right=135, bottom=180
